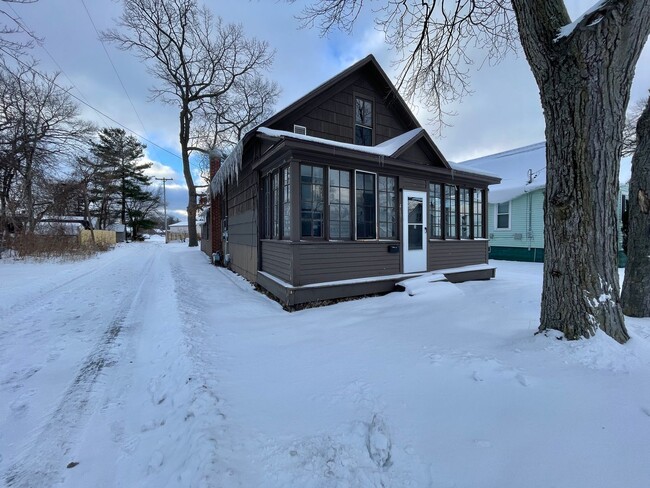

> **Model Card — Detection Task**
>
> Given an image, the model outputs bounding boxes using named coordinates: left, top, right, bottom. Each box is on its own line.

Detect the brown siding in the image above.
left=225, top=169, right=258, bottom=282
left=261, top=240, right=292, bottom=283
left=294, top=241, right=400, bottom=286
left=428, top=240, right=489, bottom=270
left=276, top=72, right=414, bottom=146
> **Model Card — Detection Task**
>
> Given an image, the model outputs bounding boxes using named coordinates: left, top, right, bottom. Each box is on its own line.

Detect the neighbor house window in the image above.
left=378, top=176, right=397, bottom=239
left=473, top=190, right=484, bottom=238
left=300, top=164, right=324, bottom=238
left=429, top=183, right=442, bottom=238
left=459, top=188, right=470, bottom=239
left=445, top=184, right=457, bottom=239
left=329, top=169, right=351, bottom=239
left=272, top=171, right=280, bottom=238
left=356, top=171, right=376, bottom=239
left=354, top=97, right=373, bottom=146
left=496, top=201, right=510, bottom=229
left=282, top=166, right=291, bottom=239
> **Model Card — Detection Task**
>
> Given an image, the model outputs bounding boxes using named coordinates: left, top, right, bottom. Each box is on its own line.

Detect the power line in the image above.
left=79, top=0, right=148, bottom=135
left=1, top=47, right=183, bottom=161
left=6, top=3, right=112, bottom=128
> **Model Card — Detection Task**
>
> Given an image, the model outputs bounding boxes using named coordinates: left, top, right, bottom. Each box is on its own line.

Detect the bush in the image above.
left=3, top=233, right=113, bottom=261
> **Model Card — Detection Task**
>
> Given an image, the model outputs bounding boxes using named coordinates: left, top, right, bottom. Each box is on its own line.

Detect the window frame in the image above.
left=473, top=189, right=484, bottom=238
left=459, top=187, right=471, bottom=239
left=282, top=165, right=291, bottom=239
left=495, top=201, right=511, bottom=230
left=300, top=163, right=325, bottom=239
left=354, top=170, right=378, bottom=240
left=444, top=184, right=458, bottom=240
left=354, top=95, right=374, bottom=146
left=377, top=175, right=398, bottom=240
left=328, top=167, right=352, bottom=240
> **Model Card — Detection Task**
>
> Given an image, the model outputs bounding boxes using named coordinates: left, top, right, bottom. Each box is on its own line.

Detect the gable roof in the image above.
left=458, top=142, right=547, bottom=203
left=212, top=55, right=460, bottom=193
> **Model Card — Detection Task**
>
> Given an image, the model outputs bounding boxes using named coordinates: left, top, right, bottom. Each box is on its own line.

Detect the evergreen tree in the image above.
left=90, top=128, right=151, bottom=234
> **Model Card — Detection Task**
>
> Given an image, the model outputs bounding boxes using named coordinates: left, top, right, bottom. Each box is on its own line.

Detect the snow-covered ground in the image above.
left=1, top=240, right=649, bottom=487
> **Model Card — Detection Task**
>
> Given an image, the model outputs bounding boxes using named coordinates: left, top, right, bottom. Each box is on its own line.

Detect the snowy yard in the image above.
left=1, top=240, right=649, bottom=488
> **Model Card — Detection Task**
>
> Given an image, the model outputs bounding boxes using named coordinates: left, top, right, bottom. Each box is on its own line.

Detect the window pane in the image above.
left=459, top=188, right=470, bottom=239
left=428, top=183, right=442, bottom=238
left=329, top=169, right=351, bottom=240
left=356, top=172, right=376, bottom=239
left=498, top=214, right=509, bottom=229
left=445, top=184, right=457, bottom=239
left=282, top=166, right=291, bottom=239
left=378, top=176, right=397, bottom=239
left=408, top=224, right=423, bottom=250
left=300, top=164, right=324, bottom=237
left=496, top=201, right=509, bottom=229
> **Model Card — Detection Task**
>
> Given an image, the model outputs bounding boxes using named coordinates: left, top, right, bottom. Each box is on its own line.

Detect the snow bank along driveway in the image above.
left=1, top=242, right=649, bottom=487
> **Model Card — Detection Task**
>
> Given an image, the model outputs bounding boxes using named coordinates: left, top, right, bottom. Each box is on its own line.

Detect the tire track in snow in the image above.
left=3, top=253, right=157, bottom=488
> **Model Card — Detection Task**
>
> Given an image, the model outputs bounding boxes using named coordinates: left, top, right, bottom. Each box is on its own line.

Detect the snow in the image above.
left=2, top=244, right=650, bottom=487
left=210, top=127, right=494, bottom=196
left=458, top=142, right=547, bottom=203
left=556, top=0, right=608, bottom=39
left=257, top=126, right=424, bottom=157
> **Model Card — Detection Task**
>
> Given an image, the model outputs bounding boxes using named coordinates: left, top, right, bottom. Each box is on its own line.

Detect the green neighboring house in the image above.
left=460, top=142, right=629, bottom=265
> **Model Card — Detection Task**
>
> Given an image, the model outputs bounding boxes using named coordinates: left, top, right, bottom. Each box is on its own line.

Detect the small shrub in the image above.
left=5, top=233, right=113, bottom=261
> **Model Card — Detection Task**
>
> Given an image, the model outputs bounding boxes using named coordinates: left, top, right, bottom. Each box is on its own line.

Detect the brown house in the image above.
left=203, top=55, right=500, bottom=306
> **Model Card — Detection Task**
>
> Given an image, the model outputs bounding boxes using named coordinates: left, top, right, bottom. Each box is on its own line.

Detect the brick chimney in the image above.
left=209, top=150, right=223, bottom=257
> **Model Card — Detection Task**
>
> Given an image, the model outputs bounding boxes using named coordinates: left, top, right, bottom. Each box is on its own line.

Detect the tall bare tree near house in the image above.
left=102, top=0, right=275, bottom=247
left=192, top=74, right=280, bottom=185
left=295, top=0, right=650, bottom=343
left=621, top=93, right=650, bottom=317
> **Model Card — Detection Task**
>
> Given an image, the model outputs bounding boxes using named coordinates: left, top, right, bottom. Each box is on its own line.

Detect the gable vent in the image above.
left=293, top=124, right=307, bottom=135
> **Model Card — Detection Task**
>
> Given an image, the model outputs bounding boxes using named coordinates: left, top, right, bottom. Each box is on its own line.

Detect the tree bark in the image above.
left=621, top=95, right=650, bottom=317
left=512, top=0, right=650, bottom=343
left=180, top=105, right=199, bottom=247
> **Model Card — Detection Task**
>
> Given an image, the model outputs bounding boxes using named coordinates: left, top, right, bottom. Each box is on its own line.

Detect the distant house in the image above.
left=168, top=220, right=204, bottom=242
left=460, top=143, right=628, bottom=265
left=204, top=54, right=500, bottom=306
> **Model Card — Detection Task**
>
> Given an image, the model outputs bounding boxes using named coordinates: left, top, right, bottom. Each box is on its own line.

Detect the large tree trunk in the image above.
left=180, top=106, right=199, bottom=247
left=512, top=0, right=650, bottom=343
left=621, top=95, right=650, bottom=317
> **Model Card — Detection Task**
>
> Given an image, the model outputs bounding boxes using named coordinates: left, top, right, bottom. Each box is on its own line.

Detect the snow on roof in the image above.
left=210, top=127, right=426, bottom=195
left=257, top=127, right=425, bottom=157
left=169, top=220, right=205, bottom=228
left=458, top=142, right=547, bottom=203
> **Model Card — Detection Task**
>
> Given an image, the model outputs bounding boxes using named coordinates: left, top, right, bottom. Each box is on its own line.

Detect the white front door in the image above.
left=402, top=190, right=427, bottom=273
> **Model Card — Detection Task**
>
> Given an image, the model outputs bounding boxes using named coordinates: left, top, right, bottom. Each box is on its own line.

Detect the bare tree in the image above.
left=103, top=0, right=275, bottom=247
left=295, top=0, right=650, bottom=343
left=622, top=96, right=650, bottom=156
left=621, top=93, right=650, bottom=317
left=0, top=0, right=39, bottom=57
left=0, top=59, right=94, bottom=237
left=192, top=73, right=280, bottom=185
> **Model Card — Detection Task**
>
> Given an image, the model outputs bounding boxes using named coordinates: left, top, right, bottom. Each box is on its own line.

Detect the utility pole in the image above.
left=155, top=177, right=173, bottom=243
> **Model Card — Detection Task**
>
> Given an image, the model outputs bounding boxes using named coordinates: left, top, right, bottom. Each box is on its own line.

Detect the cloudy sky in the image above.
left=7, top=0, right=650, bottom=217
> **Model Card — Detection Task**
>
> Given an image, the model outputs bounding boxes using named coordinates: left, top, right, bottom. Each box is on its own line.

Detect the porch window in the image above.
left=329, top=169, right=351, bottom=239
left=263, top=176, right=271, bottom=238
left=356, top=171, right=376, bottom=239
left=378, top=176, right=397, bottom=239
left=445, top=184, right=457, bottom=239
left=272, top=171, right=280, bottom=239
left=428, top=183, right=442, bottom=238
left=282, top=166, right=291, bottom=239
left=496, top=201, right=510, bottom=229
left=459, top=188, right=470, bottom=239
left=354, top=97, right=373, bottom=146
left=300, top=164, right=324, bottom=238
left=473, top=190, right=484, bottom=238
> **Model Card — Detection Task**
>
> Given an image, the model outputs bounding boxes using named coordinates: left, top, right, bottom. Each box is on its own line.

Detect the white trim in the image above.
left=293, top=124, right=307, bottom=135
left=403, top=190, right=428, bottom=273
left=495, top=201, right=511, bottom=230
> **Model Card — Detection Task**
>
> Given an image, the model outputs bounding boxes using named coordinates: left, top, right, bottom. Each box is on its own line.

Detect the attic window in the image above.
left=354, top=97, right=373, bottom=146
left=293, top=124, right=307, bottom=135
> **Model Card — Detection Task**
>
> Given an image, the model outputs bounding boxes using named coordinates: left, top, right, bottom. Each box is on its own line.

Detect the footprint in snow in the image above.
left=147, top=450, right=164, bottom=473
left=642, top=407, right=650, bottom=418
left=515, top=373, right=529, bottom=387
